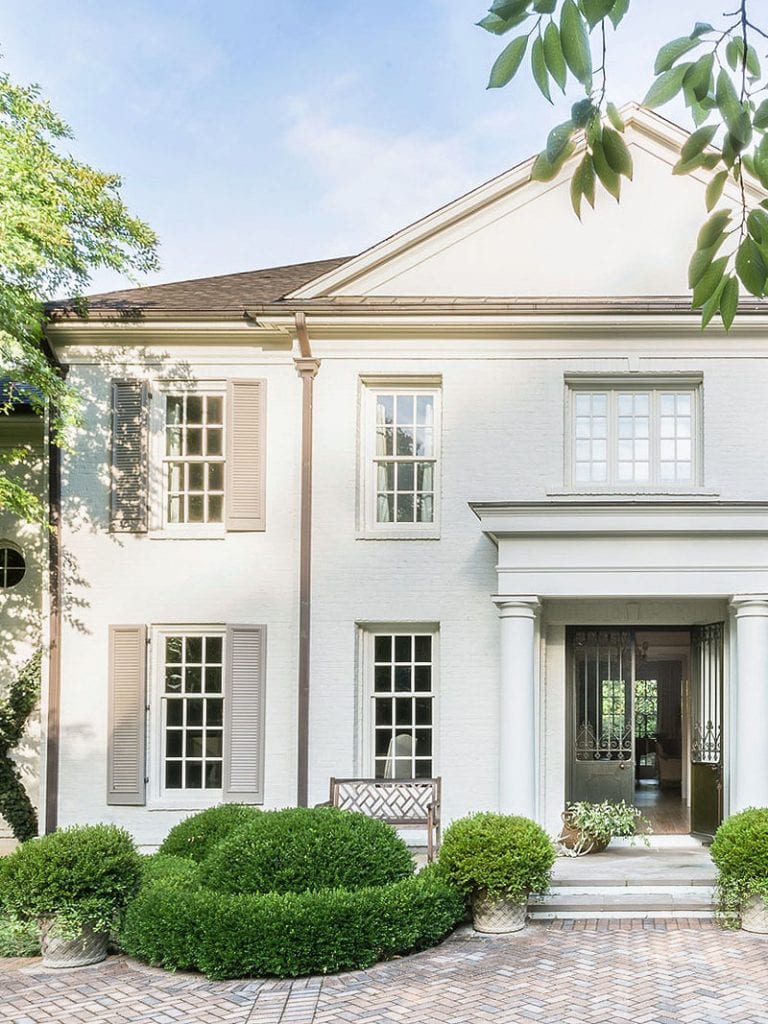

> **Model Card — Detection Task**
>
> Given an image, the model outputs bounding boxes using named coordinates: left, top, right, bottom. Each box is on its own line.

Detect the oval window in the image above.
left=0, top=547, right=26, bottom=588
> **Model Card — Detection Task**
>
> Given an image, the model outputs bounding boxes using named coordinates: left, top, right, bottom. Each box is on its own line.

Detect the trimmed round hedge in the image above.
left=199, top=806, right=415, bottom=894
left=121, top=863, right=463, bottom=979
left=159, top=804, right=260, bottom=863
left=710, top=807, right=768, bottom=918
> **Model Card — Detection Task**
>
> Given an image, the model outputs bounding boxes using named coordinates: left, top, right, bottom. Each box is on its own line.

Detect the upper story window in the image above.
left=164, top=393, right=225, bottom=525
left=362, top=380, right=441, bottom=534
left=568, top=379, right=701, bottom=489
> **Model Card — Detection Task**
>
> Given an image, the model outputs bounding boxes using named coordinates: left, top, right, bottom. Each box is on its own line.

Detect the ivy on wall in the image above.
left=0, top=652, right=40, bottom=842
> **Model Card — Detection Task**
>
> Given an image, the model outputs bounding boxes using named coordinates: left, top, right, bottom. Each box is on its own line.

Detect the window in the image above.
left=568, top=381, right=700, bottom=488
left=363, top=382, right=441, bottom=533
left=371, top=632, right=435, bottom=779
left=161, top=632, right=224, bottom=793
left=164, top=393, right=225, bottom=524
left=0, top=546, right=25, bottom=588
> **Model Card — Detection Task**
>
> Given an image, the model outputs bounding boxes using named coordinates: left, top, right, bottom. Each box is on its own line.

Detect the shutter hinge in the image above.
left=144, top=776, right=150, bottom=784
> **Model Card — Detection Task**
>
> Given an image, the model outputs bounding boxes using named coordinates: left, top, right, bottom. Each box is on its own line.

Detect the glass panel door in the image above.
left=690, top=623, right=724, bottom=837
left=569, top=629, right=635, bottom=804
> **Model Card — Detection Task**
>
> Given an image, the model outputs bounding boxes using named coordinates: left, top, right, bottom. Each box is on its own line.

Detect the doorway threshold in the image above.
left=612, top=834, right=704, bottom=850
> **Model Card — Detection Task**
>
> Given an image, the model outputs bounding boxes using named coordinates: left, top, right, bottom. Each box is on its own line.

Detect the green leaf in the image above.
left=719, top=275, right=739, bottom=330
left=592, top=139, right=621, bottom=200
left=688, top=244, right=718, bottom=289
left=700, top=274, right=728, bottom=328
left=608, top=0, right=630, bottom=28
left=684, top=53, right=714, bottom=103
left=726, top=37, right=743, bottom=73
left=747, top=208, right=768, bottom=245
left=533, top=0, right=557, bottom=11
left=570, top=153, right=596, bottom=218
left=606, top=102, right=625, bottom=132
left=746, top=45, right=761, bottom=80
left=579, top=0, right=615, bottom=29
left=477, top=13, right=526, bottom=34
left=691, top=22, right=714, bottom=39
left=680, top=124, right=717, bottom=164
left=531, top=35, right=552, bottom=102
left=560, top=0, right=592, bottom=88
left=735, top=238, right=767, bottom=297
left=692, top=254, right=728, bottom=308
left=602, top=126, right=633, bottom=179
left=753, top=100, right=768, bottom=131
left=487, top=34, right=529, bottom=88
left=654, top=36, right=702, bottom=75
left=543, top=21, right=567, bottom=91
left=571, top=98, right=595, bottom=127
left=491, top=0, right=530, bottom=16
left=716, top=69, right=751, bottom=146
left=643, top=66, right=688, bottom=109
left=705, top=170, right=728, bottom=212
left=697, top=209, right=731, bottom=249
left=546, top=120, right=575, bottom=163
left=530, top=141, right=576, bottom=182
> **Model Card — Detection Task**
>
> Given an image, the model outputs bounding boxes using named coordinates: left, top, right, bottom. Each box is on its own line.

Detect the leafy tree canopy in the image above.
left=479, top=0, right=768, bottom=329
left=0, top=66, right=158, bottom=522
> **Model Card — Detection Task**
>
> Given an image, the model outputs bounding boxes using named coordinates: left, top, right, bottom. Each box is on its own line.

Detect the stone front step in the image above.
left=529, top=884, right=716, bottom=920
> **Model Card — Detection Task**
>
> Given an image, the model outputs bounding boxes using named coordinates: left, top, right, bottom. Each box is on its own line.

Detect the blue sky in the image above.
left=2, top=1, right=727, bottom=294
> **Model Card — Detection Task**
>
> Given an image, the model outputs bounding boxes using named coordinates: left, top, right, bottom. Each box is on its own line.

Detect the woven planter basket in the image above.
left=39, top=919, right=109, bottom=969
left=741, top=894, right=768, bottom=934
left=471, top=893, right=527, bottom=933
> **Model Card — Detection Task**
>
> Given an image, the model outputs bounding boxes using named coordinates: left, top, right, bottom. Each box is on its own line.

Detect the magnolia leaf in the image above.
left=735, top=238, right=767, bottom=298
left=560, top=0, right=592, bottom=89
left=643, top=66, right=688, bottom=109
left=606, top=102, right=625, bottom=132
left=680, top=124, right=717, bottom=164
left=602, top=126, right=633, bottom=179
left=692, top=254, right=728, bottom=308
left=531, top=35, right=552, bottom=102
left=592, top=139, right=621, bottom=200
left=654, top=36, right=701, bottom=75
left=543, top=21, right=567, bottom=91
left=719, top=275, right=739, bottom=331
left=488, top=34, right=529, bottom=88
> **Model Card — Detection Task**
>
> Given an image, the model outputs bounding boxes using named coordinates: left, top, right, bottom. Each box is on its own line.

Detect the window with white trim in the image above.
left=371, top=632, right=435, bottom=779
left=568, top=382, right=701, bottom=488
left=161, top=632, right=224, bottom=793
left=164, top=393, right=225, bottom=524
left=363, top=384, right=441, bottom=531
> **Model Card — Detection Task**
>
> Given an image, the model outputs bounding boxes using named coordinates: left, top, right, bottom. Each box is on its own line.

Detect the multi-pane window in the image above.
left=571, top=386, right=698, bottom=487
left=372, top=633, right=434, bottom=779
left=0, top=547, right=25, bottom=588
left=373, top=391, right=438, bottom=525
left=164, top=394, right=225, bottom=524
left=162, top=634, right=224, bottom=792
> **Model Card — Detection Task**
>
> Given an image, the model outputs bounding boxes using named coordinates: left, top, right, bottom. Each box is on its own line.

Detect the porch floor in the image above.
left=552, top=844, right=714, bottom=887
left=634, top=781, right=690, bottom=834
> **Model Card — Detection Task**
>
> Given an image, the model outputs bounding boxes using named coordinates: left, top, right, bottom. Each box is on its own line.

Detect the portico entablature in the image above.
left=471, top=501, right=768, bottom=600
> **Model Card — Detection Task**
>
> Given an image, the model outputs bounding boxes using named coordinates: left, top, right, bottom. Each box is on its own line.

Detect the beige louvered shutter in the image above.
left=110, top=380, right=149, bottom=532
left=225, top=380, right=266, bottom=531
left=223, top=625, right=266, bottom=803
left=107, top=625, right=147, bottom=805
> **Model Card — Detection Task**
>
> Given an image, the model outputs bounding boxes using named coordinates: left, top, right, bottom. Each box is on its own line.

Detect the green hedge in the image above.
left=711, top=807, right=768, bottom=919
left=199, top=807, right=414, bottom=895
left=140, top=853, right=198, bottom=886
left=159, top=804, right=261, bottom=863
left=121, top=864, right=463, bottom=979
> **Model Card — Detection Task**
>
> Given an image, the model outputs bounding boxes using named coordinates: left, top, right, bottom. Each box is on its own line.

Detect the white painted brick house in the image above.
left=3, top=104, right=768, bottom=847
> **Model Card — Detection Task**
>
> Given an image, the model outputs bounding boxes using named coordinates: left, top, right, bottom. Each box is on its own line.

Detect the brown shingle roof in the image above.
left=47, top=257, right=350, bottom=316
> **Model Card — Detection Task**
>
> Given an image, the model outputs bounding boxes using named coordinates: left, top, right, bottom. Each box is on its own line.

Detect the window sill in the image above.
left=149, top=529, right=226, bottom=541
left=147, top=795, right=224, bottom=811
left=546, top=487, right=719, bottom=499
left=357, top=528, right=441, bottom=541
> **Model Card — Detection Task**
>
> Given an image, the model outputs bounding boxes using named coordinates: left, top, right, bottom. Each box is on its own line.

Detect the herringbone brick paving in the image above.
left=1, top=922, right=767, bottom=1024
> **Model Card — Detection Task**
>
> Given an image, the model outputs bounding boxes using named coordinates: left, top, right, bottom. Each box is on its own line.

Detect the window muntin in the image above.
left=0, top=547, right=25, bottom=588
left=164, top=394, right=225, bottom=524
left=162, top=633, right=224, bottom=792
left=571, top=387, right=697, bottom=487
left=374, top=393, right=436, bottom=524
left=372, top=633, right=434, bottom=779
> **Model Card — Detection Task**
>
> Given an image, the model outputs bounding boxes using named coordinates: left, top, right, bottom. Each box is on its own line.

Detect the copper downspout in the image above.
left=294, top=312, right=319, bottom=807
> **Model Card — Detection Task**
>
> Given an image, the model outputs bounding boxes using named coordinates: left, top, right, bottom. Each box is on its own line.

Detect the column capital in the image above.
left=730, top=595, right=768, bottom=617
left=492, top=596, right=540, bottom=619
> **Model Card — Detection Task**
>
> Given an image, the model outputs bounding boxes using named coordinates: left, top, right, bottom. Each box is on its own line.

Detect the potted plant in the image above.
left=710, top=807, right=768, bottom=932
left=558, top=800, right=651, bottom=856
left=438, top=812, right=555, bottom=933
left=0, top=823, right=142, bottom=967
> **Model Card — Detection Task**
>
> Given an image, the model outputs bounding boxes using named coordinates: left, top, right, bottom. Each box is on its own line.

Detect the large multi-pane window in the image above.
left=164, top=394, right=225, bottom=524
left=372, top=633, right=434, bottom=779
left=369, top=389, right=439, bottom=528
left=162, top=634, right=224, bottom=792
left=570, top=385, right=698, bottom=487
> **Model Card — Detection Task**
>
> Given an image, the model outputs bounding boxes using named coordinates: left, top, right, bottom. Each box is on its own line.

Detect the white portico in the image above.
left=473, top=501, right=768, bottom=837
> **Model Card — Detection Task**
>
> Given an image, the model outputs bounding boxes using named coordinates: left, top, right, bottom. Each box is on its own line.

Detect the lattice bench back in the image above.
left=329, top=777, right=442, bottom=861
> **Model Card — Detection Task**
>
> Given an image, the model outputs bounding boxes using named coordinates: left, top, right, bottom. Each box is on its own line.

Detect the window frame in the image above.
left=564, top=375, right=704, bottom=491
left=358, top=624, right=439, bottom=780
left=149, top=380, right=227, bottom=537
left=148, top=624, right=227, bottom=808
left=359, top=377, right=442, bottom=538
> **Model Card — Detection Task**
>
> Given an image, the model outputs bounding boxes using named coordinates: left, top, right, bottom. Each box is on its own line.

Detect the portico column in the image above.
left=731, top=596, right=768, bottom=812
left=493, top=597, right=540, bottom=819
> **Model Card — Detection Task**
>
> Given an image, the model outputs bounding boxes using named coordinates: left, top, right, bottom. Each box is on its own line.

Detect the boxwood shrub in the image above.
left=199, top=807, right=414, bottom=894
left=140, top=853, right=198, bottom=886
left=710, top=807, right=768, bottom=920
left=159, top=804, right=261, bottom=863
left=121, top=864, right=463, bottom=979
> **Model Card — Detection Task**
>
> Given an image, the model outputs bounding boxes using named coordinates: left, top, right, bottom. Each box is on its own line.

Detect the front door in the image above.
left=569, top=629, right=635, bottom=804
left=690, top=623, right=724, bottom=837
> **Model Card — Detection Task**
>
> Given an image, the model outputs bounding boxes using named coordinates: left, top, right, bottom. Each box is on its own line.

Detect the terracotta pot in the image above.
left=741, top=894, right=768, bottom=934
left=39, top=918, right=109, bottom=969
left=558, top=815, right=610, bottom=855
left=471, top=892, right=527, bottom=933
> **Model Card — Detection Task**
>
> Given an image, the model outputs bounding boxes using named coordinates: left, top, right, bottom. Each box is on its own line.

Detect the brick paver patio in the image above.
left=2, top=921, right=768, bottom=1024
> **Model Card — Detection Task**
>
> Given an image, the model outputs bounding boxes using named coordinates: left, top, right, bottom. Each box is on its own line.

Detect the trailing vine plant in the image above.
left=479, top=0, right=768, bottom=328
left=0, top=652, right=41, bottom=842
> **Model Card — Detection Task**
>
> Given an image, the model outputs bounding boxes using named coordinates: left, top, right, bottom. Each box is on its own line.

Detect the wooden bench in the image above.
left=326, top=777, right=442, bottom=861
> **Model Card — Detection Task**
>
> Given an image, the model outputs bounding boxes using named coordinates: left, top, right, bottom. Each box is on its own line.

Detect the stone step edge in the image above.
left=550, top=877, right=715, bottom=888
left=535, top=885, right=715, bottom=898
left=528, top=910, right=715, bottom=920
